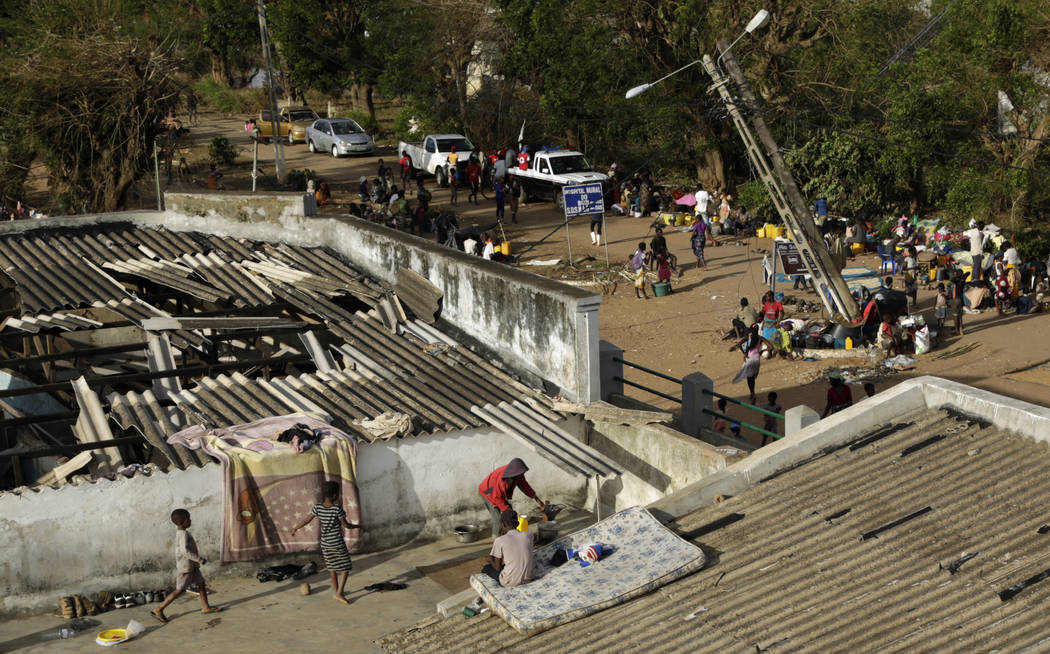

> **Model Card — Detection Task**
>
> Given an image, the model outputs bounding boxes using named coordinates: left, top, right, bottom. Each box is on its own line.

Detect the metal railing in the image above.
left=702, top=388, right=783, bottom=441
left=612, top=356, right=682, bottom=404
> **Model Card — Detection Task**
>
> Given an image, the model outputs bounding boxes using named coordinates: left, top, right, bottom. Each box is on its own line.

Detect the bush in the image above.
left=209, top=135, right=238, bottom=166
left=194, top=79, right=244, bottom=114
left=241, top=88, right=270, bottom=114
left=341, top=109, right=379, bottom=135
left=392, top=106, right=421, bottom=143
left=286, top=168, right=316, bottom=192
left=736, top=180, right=775, bottom=223
left=874, top=216, right=896, bottom=239
left=942, top=172, right=994, bottom=224
left=1015, top=226, right=1050, bottom=263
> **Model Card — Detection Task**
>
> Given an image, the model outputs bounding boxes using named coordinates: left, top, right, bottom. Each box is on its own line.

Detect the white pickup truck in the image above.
left=397, top=134, right=476, bottom=187
left=508, top=149, right=609, bottom=208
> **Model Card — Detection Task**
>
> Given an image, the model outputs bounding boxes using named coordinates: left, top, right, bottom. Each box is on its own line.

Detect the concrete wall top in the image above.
left=649, top=375, right=1050, bottom=522
left=0, top=211, right=159, bottom=235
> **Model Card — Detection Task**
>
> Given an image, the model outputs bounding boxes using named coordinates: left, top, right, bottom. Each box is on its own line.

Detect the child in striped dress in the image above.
left=292, top=481, right=361, bottom=605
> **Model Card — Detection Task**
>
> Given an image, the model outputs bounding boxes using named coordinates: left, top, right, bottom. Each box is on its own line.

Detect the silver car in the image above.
left=306, top=118, right=375, bottom=157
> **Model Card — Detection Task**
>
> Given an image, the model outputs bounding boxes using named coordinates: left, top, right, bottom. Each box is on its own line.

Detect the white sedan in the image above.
left=306, top=118, right=375, bottom=157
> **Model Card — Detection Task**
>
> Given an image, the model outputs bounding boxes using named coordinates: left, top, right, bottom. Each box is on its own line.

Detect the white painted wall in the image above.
left=0, top=426, right=587, bottom=616
left=0, top=465, right=223, bottom=617
left=584, top=422, right=728, bottom=515
left=357, top=426, right=587, bottom=549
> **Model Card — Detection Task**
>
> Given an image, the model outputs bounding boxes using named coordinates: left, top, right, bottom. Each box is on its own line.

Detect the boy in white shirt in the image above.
left=964, top=220, right=985, bottom=281
left=151, top=509, right=223, bottom=623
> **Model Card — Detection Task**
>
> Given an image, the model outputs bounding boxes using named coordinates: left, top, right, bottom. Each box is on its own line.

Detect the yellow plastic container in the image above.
left=850, top=242, right=865, bottom=255
left=755, top=227, right=766, bottom=239
left=661, top=212, right=676, bottom=225
left=675, top=213, right=687, bottom=226
left=500, top=241, right=512, bottom=256
left=517, top=515, right=529, bottom=532
left=767, top=225, right=786, bottom=239
left=845, top=337, right=854, bottom=350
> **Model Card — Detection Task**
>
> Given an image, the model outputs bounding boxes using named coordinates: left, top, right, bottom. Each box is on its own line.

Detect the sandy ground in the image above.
left=154, top=113, right=1050, bottom=445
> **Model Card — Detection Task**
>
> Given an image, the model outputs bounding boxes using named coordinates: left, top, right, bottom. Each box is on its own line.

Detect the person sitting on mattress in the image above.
left=482, top=509, right=535, bottom=587
left=479, top=458, right=546, bottom=537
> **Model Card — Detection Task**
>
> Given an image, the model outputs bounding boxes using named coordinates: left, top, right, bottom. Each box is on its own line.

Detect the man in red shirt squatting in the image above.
left=478, top=458, right=546, bottom=537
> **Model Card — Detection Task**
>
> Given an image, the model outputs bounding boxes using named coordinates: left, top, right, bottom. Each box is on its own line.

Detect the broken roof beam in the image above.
left=141, top=316, right=306, bottom=331
left=395, top=269, right=442, bottom=323
left=298, top=331, right=338, bottom=373
left=71, top=376, right=123, bottom=473
left=146, top=332, right=181, bottom=401
left=0, top=352, right=312, bottom=399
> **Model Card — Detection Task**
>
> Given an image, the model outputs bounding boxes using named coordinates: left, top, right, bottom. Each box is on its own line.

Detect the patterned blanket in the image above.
left=169, top=414, right=361, bottom=563
left=470, top=506, right=708, bottom=634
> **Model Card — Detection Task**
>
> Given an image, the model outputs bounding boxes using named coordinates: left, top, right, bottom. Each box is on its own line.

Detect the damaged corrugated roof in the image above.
left=108, top=308, right=562, bottom=444
left=0, top=223, right=598, bottom=486
left=376, top=408, right=1050, bottom=653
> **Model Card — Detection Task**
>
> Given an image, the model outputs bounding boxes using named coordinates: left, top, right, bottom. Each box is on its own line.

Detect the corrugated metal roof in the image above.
left=0, top=223, right=578, bottom=481
left=0, top=225, right=381, bottom=318
left=377, top=408, right=1050, bottom=653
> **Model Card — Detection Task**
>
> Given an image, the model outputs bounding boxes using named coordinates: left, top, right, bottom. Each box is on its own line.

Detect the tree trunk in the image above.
left=365, top=84, right=375, bottom=123
left=699, top=148, right=728, bottom=193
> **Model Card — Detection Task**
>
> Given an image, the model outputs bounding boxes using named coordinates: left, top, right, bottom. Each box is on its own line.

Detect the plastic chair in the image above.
left=877, top=245, right=901, bottom=275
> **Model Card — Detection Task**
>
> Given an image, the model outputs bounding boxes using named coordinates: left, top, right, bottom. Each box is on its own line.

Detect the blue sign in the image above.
left=563, top=183, right=605, bottom=218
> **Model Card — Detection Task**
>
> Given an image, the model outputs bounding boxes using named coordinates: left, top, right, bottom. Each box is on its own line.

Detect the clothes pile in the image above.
left=256, top=561, right=317, bottom=583
left=277, top=423, right=325, bottom=453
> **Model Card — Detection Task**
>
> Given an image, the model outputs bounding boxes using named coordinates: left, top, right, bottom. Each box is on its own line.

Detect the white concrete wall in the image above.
left=0, top=465, right=223, bottom=617
left=584, top=422, right=728, bottom=515
left=357, top=426, right=587, bottom=549
left=0, top=427, right=588, bottom=616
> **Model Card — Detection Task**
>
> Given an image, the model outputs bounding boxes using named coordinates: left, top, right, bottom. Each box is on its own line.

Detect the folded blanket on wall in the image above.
left=169, top=414, right=361, bottom=563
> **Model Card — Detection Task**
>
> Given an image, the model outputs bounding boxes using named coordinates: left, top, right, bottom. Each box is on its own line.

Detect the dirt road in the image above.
left=173, top=114, right=1050, bottom=445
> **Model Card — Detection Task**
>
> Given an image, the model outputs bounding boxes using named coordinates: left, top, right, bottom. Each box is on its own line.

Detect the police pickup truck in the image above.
left=397, top=134, right=476, bottom=187
left=508, top=149, right=609, bottom=208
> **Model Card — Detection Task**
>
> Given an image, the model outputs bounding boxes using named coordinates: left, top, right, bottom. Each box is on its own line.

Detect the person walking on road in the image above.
left=690, top=217, right=709, bottom=272
left=467, top=157, right=482, bottom=205
left=494, top=177, right=506, bottom=220
left=730, top=324, right=772, bottom=405
left=509, top=178, right=521, bottom=223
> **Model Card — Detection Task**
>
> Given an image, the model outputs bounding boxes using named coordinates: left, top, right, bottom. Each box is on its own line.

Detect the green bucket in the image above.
left=653, top=282, right=670, bottom=297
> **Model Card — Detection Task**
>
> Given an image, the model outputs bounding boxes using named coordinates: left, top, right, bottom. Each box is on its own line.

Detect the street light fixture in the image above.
left=623, top=9, right=770, bottom=99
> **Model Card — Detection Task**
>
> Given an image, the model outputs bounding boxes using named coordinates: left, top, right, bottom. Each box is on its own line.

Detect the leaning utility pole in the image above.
left=256, top=0, right=286, bottom=184
left=703, top=40, right=860, bottom=322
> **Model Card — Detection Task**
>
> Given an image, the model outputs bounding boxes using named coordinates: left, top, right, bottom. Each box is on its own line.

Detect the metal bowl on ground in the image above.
left=537, top=521, right=558, bottom=544
left=454, top=525, right=478, bottom=543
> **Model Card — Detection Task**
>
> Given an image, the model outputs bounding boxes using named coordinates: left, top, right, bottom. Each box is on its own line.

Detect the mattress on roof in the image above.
left=470, top=505, right=707, bottom=635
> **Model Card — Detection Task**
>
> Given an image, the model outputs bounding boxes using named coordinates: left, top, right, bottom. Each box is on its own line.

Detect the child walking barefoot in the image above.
left=291, top=481, right=361, bottom=605
left=151, top=509, right=223, bottom=623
